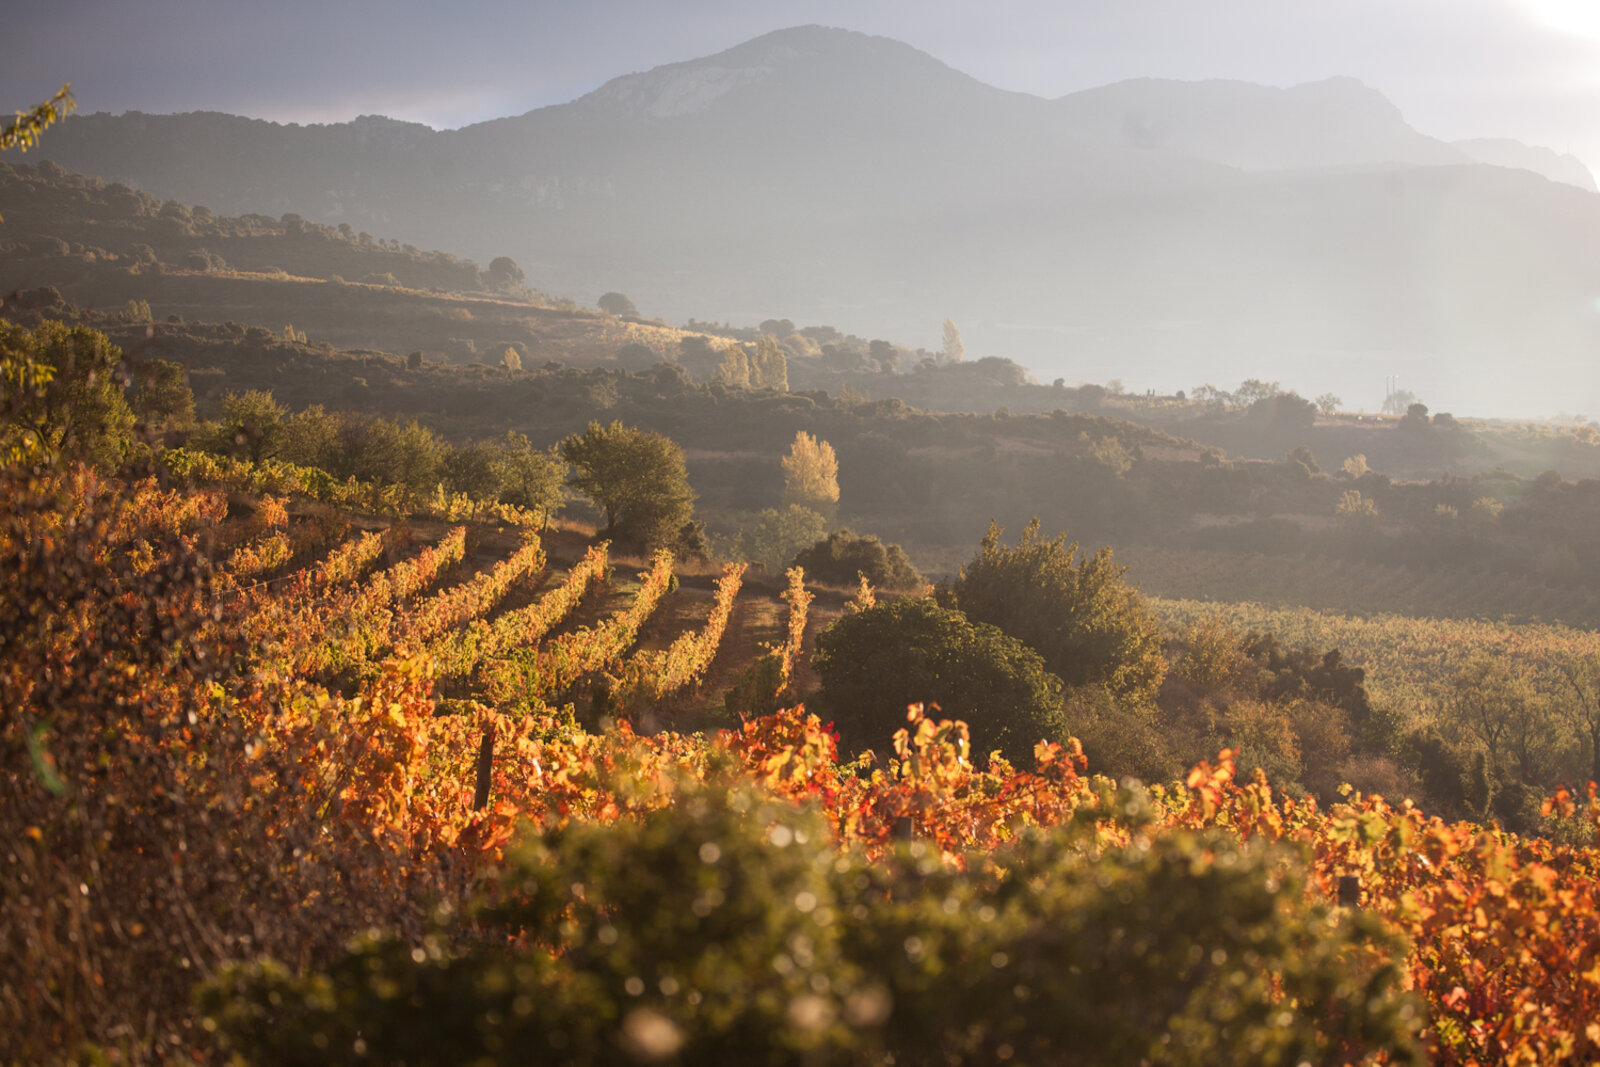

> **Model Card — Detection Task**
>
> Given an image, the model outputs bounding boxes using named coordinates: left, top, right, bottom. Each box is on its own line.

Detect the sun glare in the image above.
left=1519, top=0, right=1600, bottom=40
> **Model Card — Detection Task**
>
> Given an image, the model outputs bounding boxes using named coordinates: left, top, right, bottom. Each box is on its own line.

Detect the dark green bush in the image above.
left=943, top=519, right=1168, bottom=706
left=199, top=779, right=1420, bottom=1066
left=790, top=528, right=922, bottom=589
left=812, top=597, right=1067, bottom=764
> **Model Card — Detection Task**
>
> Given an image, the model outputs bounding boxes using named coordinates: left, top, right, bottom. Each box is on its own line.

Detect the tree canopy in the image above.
left=0, top=319, right=133, bottom=470
left=781, top=430, right=839, bottom=513
left=792, top=529, right=922, bottom=589
left=494, top=431, right=567, bottom=522
left=562, top=420, right=696, bottom=553
left=750, top=335, right=788, bottom=390
left=728, top=504, right=827, bottom=575
left=215, top=389, right=287, bottom=464
left=485, top=256, right=525, bottom=292
left=813, top=597, right=1067, bottom=764
left=129, top=359, right=195, bottom=434
left=942, top=519, right=1167, bottom=705
left=596, top=291, right=638, bottom=317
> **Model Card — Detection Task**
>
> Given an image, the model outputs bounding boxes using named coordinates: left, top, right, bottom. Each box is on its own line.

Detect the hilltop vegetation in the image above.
left=9, top=283, right=1600, bottom=634
left=8, top=156, right=1600, bottom=476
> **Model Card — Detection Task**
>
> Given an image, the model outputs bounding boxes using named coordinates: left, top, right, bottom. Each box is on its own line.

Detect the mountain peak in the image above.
left=578, top=25, right=975, bottom=120
left=713, top=24, right=903, bottom=57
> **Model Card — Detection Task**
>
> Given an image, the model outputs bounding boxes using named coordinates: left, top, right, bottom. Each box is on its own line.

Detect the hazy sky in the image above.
left=8, top=0, right=1600, bottom=174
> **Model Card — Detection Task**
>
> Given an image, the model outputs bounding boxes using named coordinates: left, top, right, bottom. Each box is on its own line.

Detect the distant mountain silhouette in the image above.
left=1451, top=137, right=1596, bottom=191
left=1050, top=76, right=1468, bottom=170
left=21, top=25, right=1600, bottom=416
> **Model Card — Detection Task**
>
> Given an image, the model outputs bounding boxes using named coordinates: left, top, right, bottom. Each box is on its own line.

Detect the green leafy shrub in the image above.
left=943, top=519, right=1167, bottom=706
left=791, top=528, right=922, bottom=589
left=199, top=778, right=1419, bottom=1066
left=812, top=597, right=1067, bottom=764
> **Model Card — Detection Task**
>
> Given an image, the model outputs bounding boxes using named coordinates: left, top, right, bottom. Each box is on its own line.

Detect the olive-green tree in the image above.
left=596, top=291, right=638, bottom=317
left=494, top=431, right=567, bottom=523
left=813, top=597, right=1067, bottom=764
left=278, top=405, right=342, bottom=470
left=715, top=345, right=750, bottom=388
left=792, top=529, right=922, bottom=589
left=0, top=336, right=55, bottom=465
left=129, top=359, right=195, bottom=434
left=1435, top=656, right=1568, bottom=830
left=1556, top=654, right=1600, bottom=787
left=728, top=504, right=827, bottom=574
left=562, top=420, right=695, bottom=552
left=750, top=334, right=788, bottom=390
left=1442, top=657, right=1556, bottom=787
left=440, top=441, right=503, bottom=501
left=485, top=256, right=525, bottom=293
left=942, top=520, right=1167, bottom=705
left=215, top=390, right=287, bottom=464
left=341, top=416, right=443, bottom=499
left=0, top=319, right=134, bottom=470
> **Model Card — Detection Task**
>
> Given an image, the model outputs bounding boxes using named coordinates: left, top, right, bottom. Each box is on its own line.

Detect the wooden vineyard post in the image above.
left=473, top=722, right=497, bottom=811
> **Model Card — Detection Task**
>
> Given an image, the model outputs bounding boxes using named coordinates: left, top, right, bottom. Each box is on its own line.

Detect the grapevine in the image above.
left=17, top=471, right=1600, bottom=1065
left=514, top=550, right=674, bottom=698
left=224, top=531, right=292, bottom=583
left=395, top=535, right=545, bottom=645
left=429, top=542, right=609, bottom=679
left=616, top=562, right=746, bottom=708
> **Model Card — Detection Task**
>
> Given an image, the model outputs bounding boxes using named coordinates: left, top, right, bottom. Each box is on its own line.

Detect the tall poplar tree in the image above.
left=940, top=318, right=965, bottom=364
left=781, top=430, right=839, bottom=517
left=751, top=335, right=789, bottom=390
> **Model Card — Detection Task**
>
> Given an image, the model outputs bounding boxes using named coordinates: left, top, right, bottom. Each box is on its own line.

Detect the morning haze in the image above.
left=21, top=22, right=1600, bottom=416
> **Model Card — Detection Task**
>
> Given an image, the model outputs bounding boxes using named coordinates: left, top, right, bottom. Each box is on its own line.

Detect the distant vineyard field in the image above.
left=1124, top=545, right=1600, bottom=630
left=1152, top=595, right=1600, bottom=713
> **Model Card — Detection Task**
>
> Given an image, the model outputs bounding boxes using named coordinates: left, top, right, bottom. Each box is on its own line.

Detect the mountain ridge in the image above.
left=16, top=25, right=1600, bottom=416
